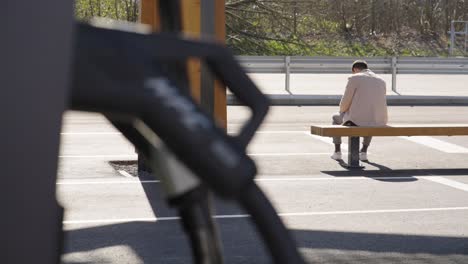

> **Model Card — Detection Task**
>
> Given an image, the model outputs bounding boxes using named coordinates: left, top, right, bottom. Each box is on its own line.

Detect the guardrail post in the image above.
left=450, top=20, right=455, bottom=56
left=391, top=56, right=397, bottom=93
left=285, top=56, right=291, bottom=94
left=465, top=21, right=467, bottom=53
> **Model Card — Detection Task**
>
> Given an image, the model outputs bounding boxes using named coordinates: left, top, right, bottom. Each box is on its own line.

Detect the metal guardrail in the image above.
left=236, top=56, right=468, bottom=93
left=449, top=20, right=468, bottom=55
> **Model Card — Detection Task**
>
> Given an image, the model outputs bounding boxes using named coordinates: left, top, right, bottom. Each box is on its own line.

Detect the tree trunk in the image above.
left=444, top=0, right=449, bottom=32
left=89, top=0, right=94, bottom=16
left=114, top=0, right=119, bottom=20
left=125, top=0, right=130, bottom=21
left=371, top=0, right=376, bottom=33
left=133, top=0, right=138, bottom=21
left=394, top=0, right=400, bottom=34
left=293, top=1, right=297, bottom=36
left=465, top=0, right=468, bottom=20
left=338, top=1, right=348, bottom=33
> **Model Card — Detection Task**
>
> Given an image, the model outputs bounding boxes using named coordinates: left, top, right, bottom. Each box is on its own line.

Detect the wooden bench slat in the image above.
left=310, top=124, right=468, bottom=137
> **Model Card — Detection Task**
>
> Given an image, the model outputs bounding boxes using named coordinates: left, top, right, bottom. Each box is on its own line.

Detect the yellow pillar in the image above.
left=181, top=0, right=202, bottom=103
left=213, top=0, right=227, bottom=129
left=139, top=0, right=160, bottom=31
left=139, top=0, right=226, bottom=129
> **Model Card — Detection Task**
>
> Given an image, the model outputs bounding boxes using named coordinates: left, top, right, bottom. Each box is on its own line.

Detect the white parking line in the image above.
left=418, top=176, right=468, bottom=192
left=63, top=217, right=167, bottom=224
left=253, top=131, right=305, bottom=134
left=61, top=132, right=121, bottom=135
left=58, top=152, right=336, bottom=158
left=248, top=152, right=332, bottom=156
left=57, top=180, right=160, bottom=185
left=254, top=176, right=413, bottom=182
left=56, top=176, right=415, bottom=185
left=400, top=136, right=468, bottom=153
left=62, top=206, right=468, bottom=225
left=277, top=206, right=468, bottom=217
left=228, top=123, right=312, bottom=126
left=118, top=170, right=134, bottom=178
left=59, top=155, right=137, bottom=158
left=63, top=130, right=306, bottom=136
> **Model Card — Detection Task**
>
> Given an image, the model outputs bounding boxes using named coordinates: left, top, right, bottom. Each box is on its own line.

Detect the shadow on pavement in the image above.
left=331, top=160, right=418, bottom=182
left=361, top=160, right=393, bottom=171
left=360, top=161, right=419, bottom=182
left=62, top=220, right=468, bottom=264
left=321, top=168, right=468, bottom=179
left=63, top=163, right=468, bottom=263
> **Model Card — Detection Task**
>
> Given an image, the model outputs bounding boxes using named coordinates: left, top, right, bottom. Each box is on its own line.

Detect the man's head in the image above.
left=352, top=60, right=368, bottom=73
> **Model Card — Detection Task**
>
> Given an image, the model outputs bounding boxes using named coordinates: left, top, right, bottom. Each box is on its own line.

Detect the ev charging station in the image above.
left=3, top=1, right=74, bottom=263
left=3, top=2, right=306, bottom=264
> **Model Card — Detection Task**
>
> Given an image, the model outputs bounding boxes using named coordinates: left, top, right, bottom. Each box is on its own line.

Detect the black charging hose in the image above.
left=173, top=187, right=224, bottom=264
left=239, top=183, right=305, bottom=264
left=108, top=120, right=225, bottom=264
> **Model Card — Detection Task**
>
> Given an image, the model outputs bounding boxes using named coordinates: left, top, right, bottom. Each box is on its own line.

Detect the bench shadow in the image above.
left=322, top=168, right=468, bottom=182
left=361, top=160, right=392, bottom=171
left=360, top=161, right=417, bottom=182
left=334, top=159, right=365, bottom=171
left=334, top=159, right=392, bottom=171
left=331, top=159, right=417, bottom=182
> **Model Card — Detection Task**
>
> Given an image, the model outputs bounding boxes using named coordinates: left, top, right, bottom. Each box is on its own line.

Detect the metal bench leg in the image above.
left=348, top=137, right=363, bottom=169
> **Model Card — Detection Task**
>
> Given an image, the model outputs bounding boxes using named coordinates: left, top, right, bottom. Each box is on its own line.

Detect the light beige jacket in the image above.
left=340, top=69, right=388, bottom=126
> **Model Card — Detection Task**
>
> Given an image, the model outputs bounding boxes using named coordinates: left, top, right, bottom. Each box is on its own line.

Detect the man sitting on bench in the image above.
left=331, top=60, right=388, bottom=161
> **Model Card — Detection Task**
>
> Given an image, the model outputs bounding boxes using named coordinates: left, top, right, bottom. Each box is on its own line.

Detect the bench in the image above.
left=310, top=124, right=468, bottom=169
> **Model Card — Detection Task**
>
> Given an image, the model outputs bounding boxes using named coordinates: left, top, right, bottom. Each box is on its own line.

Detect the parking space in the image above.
left=58, top=158, right=125, bottom=180
left=59, top=133, right=134, bottom=157
left=59, top=106, right=468, bottom=263
left=435, top=136, right=468, bottom=149
left=247, top=132, right=332, bottom=155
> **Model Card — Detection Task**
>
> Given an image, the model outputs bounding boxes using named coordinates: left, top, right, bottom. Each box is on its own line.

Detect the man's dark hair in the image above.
left=352, top=60, right=368, bottom=71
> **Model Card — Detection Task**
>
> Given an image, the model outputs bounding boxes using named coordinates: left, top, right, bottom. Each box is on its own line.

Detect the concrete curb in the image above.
left=227, top=94, right=468, bottom=106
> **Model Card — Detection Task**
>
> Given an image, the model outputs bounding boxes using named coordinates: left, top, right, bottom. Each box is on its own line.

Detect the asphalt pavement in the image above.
left=59, top=106, right=468, bottom=264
